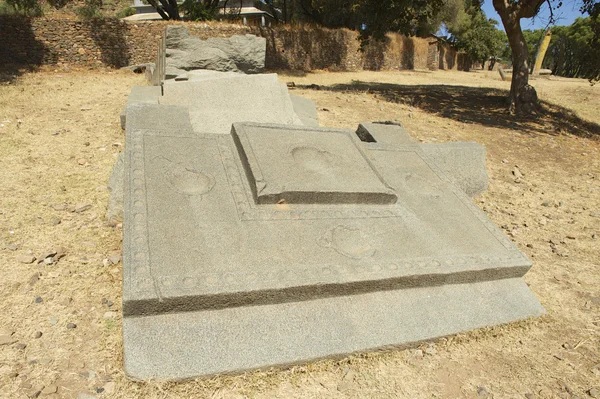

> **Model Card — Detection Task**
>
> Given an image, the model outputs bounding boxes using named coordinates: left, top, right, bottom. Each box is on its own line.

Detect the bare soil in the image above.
left=0, top=67, right=599, bottom=399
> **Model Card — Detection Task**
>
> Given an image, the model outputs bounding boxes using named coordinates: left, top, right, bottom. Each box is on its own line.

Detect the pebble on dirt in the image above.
left=74, top=203, right=92, bottom=213
left=67, top=323, right=77, bottom=329
left=16, top=254, right=36, bottom=264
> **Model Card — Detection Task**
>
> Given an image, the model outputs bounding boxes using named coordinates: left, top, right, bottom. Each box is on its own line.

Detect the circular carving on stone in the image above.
left=319, top=225, right=376, bottom=259
left=155, top=156, right=215, bottom=196
left=290, top=146, right=333, bottom=173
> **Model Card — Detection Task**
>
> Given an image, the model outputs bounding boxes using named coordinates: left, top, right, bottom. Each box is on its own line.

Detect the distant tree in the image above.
left=581, top=0, right=600, bottom=82
left=179, top=0, right=221, bottom=20
left=492, top=0, right=599, bottom=112
left=447, top=4, right=506, bottom=66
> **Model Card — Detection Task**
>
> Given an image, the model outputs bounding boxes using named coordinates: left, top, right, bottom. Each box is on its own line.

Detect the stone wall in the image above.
left=0, top=16, right=468, bottom=71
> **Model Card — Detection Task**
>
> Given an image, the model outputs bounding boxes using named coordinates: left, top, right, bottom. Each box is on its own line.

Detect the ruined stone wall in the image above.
left=0, top=16, right=465, bottom=71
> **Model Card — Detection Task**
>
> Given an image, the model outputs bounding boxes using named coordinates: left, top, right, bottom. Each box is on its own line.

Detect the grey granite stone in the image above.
left=122, top=120, right=536, bottom=317
left=420, top=142, right=488, bottom=197
left=164, top=69, right=244, bottom=84
left=165, top=26, right=266, bottom=74
left=121, top=85, right=541, bottom=379
left=125, top=104, right=194, bottom=135
left=356, top=122, right=488, bottom=197
left=123, top=278, right=543, bottom=380
left=159, top=74, right=303, bottom=134
left=106, top=152, right=124, bottom=224
left=232, top=123, right=397, bottom=204
left=120, top=86, right=162, bottom=130
left=290, top=94, right=319, bottom=127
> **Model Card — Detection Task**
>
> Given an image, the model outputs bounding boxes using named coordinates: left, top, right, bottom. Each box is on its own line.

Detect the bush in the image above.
left=116, top=5, right=135, bottom=18
left=1, top=0, right=43, bottom=16
left=76, top=0, right=103, bottom=19
left=179, top=0, right=217, bottom=21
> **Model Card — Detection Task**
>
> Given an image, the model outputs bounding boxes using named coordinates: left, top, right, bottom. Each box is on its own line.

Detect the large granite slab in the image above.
left=159, top=74, right=303, bottom=134
left=123, top=121, right=535, bottom=318
left=121, top=88, right=543, bottom=378
left=232, top=123, right=397, bottom=204
left=290, top=94, right=319, bottom=127
left=120, top=86, right=162, bottom=130
left=124, top=277, right=543, bottom=380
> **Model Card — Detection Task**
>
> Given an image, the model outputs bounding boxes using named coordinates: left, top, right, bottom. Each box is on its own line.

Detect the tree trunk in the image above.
left=493, top=0, right=544, bottom=114
left=503, top=18, right=537, bottom=113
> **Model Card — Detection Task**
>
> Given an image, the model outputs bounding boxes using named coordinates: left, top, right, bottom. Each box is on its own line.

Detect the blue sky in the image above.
left=481, top=0, right=585, bottom=30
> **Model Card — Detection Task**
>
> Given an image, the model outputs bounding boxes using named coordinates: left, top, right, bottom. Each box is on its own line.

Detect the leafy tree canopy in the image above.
left=446, top=2, right=506, bottom=65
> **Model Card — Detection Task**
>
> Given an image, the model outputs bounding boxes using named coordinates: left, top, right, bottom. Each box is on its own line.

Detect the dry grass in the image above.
left=0, top=67, right=599, bottom=399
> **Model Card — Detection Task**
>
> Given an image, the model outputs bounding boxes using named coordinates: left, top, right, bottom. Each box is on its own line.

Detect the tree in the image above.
left=447, top=5, right=506, bottom=66
left=179, top=0, right=222, bottom=20
left=581, top=0, right=600, bottom=83
left=146, top=0, right=181, bottom=20
left=491, top=0, right=548, bottom=114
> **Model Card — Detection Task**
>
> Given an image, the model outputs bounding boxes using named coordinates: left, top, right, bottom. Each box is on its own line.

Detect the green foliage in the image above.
left=283, top=0, right=444, bottom=42
left=76, top=0, right=104, bottom=18
left=447, top=4, right=506, bottom=64
left=116, top=4, right=135, bottom=17
left=2, top=0, right=43, bottom=15
left=180, top=0, right=218, bottom=20
left=546, top=17, right=599, bottom=80
left=518, top=16, right=599, bottom=81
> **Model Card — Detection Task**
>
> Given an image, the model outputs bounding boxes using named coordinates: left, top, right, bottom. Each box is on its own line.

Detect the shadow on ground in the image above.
left=0, top=17, right=50, bottom=83
left=300, top=81, right=600, bottom=139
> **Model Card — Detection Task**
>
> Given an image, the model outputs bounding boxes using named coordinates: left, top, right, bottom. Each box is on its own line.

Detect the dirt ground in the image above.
left=0, top=67, right=599, bottom=399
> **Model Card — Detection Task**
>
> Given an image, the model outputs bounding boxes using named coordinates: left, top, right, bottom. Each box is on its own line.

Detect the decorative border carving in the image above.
left=126, top=129, right=157, bottom=297
left=156, top=251, right=530, bottom=293
left=126, top=130, right=528, bottom=298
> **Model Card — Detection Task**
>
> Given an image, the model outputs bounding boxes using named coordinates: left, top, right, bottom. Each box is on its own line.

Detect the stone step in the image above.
left=122, top=277, right=544, bottom=380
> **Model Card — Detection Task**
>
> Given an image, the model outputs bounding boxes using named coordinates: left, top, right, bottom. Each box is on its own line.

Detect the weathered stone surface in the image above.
left=120, top=86, right=162, bottom=130
left=290, top=94, right=319, bottom=127
left=420, top=142, right=488, bottom=197
left=165, top=26, right=266, bottom=74
left=123, top=278, right=543, bottom=380
left=121, top=84, right=541, bottom=379
left=106, top=152, right=124, bottom=224
left=159, top=74, right=303, bottom=134
left=232, top=123, right=396, bottom=204
left=356, top=122, right=488, bottom=197
left=164, top=69, right=243, bottom=84
left=125, top=104, right=194, bottom=134
left=123, top=120, right=537, bottom=316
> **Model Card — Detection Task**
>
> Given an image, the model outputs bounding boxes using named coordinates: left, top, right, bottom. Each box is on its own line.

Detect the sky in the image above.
left=481, top=0, right=585, bottom=31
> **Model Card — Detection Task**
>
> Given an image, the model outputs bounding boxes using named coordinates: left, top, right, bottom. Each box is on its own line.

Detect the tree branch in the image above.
left=517, top=0, right=545, bottom=19
left=147, top=0, right=170, bottom=20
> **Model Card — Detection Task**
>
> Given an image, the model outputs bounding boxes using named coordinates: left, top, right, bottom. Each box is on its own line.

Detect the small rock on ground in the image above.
left=16, top=254, right=36, bottom=264
left=41, top=385, right=58, bottom=394
left=0, top=335, right=17, bottom=346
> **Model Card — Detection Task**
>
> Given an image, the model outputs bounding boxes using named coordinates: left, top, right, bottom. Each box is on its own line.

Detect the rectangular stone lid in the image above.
left=231, top=123, right=397, bottom=205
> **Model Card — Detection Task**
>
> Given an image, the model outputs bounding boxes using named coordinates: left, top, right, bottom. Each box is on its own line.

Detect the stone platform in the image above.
left=121, top=110, right=543, bottom=379
left=119, top=46, right=542, bottom=379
